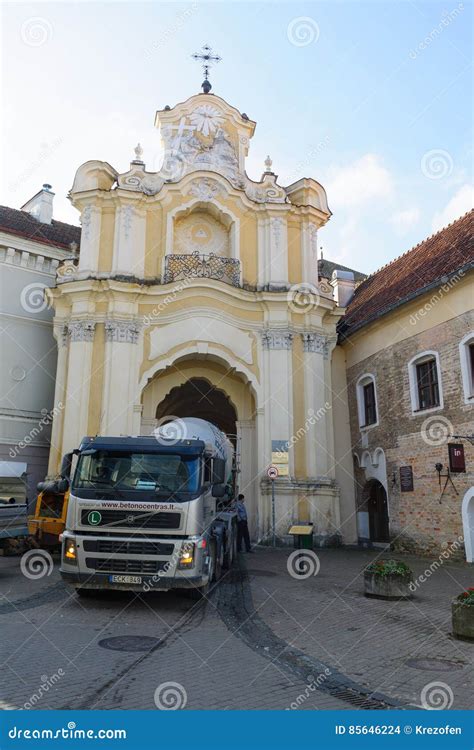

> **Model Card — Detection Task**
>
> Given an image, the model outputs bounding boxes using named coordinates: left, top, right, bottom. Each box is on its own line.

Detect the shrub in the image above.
left=365, top=559, right=412, bottom=578
left=456, top=588, right=474, bottom=606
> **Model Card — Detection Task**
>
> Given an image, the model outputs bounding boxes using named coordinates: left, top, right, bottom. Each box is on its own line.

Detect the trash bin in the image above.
left=289, top=523, right=314, bottom=550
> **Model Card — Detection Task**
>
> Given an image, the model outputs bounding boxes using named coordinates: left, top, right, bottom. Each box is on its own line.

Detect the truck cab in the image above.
left=59, top=421, right=237, bottom=597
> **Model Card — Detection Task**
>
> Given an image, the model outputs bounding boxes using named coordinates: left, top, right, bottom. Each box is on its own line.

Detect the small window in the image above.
left=363, top=381, right=377, bottom=426
left=408, top=351, right=443, bottom=414
left=416, top=358, right=440, bottom=410
left=356, top=374, right=378, bottom=429
left=459, top=333, right=474, bottom=403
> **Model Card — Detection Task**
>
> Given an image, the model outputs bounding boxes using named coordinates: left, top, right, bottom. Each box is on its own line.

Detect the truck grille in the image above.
left=83, top=539, right=174, bottom=556
left=85, top=557, right=168, bottom=575
left=80, top=509, right=181, bottom=530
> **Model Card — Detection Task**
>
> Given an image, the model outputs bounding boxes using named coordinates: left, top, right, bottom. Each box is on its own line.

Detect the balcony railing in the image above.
left=164, top=252, right=241, bottom=287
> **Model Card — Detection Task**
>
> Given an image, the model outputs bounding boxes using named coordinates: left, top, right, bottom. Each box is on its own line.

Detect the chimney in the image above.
left=21, top=184, right=55, bottom=225
left=330, top=270, right=355, bottom=307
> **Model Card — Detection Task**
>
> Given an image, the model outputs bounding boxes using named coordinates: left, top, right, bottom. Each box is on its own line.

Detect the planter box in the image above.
left=364, top=571, right=413, bottom=600
left=452, top=601, right=474, bottom=641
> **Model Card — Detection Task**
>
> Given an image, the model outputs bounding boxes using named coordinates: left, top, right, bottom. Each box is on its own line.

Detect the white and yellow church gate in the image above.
left=46, top=88, right=357, bottom=544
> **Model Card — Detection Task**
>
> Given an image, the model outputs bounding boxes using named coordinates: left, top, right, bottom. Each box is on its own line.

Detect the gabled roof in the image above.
left=340, top=210, right=474, bottom=338
left=0, top=205, right=81, bottom=251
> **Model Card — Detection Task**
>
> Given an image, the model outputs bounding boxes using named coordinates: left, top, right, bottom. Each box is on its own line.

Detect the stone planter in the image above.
left=451, top=601, right=474, bottom=641
left=364, top=571, right=413, bottom=599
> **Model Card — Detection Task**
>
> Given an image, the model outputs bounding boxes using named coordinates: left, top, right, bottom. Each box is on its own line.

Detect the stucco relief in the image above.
left=174, top=212, right=230, bottom=257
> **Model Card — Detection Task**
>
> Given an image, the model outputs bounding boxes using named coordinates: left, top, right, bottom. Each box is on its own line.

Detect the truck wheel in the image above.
left=214, top=540, right=224, bottom=582
left=223, top=525, right=237, bottom=569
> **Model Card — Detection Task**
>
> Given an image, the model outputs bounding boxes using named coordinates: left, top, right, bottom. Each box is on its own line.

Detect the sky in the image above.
left=1, top=0, right=472, bottom=274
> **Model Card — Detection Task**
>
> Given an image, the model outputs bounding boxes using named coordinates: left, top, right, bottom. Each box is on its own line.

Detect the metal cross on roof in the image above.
left=191, top=45, right=221, bottom=93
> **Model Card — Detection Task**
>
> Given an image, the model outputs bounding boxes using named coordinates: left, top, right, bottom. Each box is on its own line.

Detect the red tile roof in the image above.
left=0, top=205, right=81, bottom=251
left=340, top=210, right=474, bottom=337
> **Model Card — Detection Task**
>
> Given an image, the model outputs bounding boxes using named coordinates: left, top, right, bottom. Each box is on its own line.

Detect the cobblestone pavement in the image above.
left=0, top=547, right=472, bottom=711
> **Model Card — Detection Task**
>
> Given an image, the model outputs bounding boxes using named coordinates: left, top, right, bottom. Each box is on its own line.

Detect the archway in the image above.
left=155, top=377, right=237, bottom=444
left=362, top=479, right=390, bottom=543
left=462, top=487, right=474, bottom=563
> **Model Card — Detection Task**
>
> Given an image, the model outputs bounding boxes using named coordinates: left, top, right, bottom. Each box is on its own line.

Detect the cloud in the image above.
left=326, top=154, right=393, bottom=209
left=389, top=207, right=420, bottom=234
left=431, top=184, right=473, bottom=232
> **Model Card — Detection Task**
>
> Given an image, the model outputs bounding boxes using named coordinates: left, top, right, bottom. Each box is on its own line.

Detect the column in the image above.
left=236, top=418, right=257, bottom=537
left=301, top=221, right=318, bottom=285
left=78, top=204, right=102, bottom=274
left=301, top=332, right=332, bottom=479
left=101, top=320, right=142, bottom=436
left=47, top=324, right=69, bottom=475
left=257, top=215, right=289, bottom=287
left=61, top=321, right=96, bottom=454
left=111, top=203, right=146, bottom=277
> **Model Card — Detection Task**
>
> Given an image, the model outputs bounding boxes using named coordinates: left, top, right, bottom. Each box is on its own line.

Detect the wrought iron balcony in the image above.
left=163, top=251, right=241, bottom=287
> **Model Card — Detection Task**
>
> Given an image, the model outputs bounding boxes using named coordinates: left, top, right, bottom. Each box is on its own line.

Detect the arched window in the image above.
left=459, top=332, right=474, bottom=404
left=356, top=373, right=379, bottom=429
left=408, top=351, right=443, bottom=414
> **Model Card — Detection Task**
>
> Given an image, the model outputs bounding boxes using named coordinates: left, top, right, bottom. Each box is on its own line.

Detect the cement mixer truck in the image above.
left=58, top=418, right=238, bottom=598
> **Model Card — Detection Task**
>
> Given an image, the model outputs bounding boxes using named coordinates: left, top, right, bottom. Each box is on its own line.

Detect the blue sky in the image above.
left=1, top=1, right=472, bottom=273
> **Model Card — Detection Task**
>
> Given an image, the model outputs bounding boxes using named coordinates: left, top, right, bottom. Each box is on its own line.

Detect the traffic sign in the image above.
left=267, top=465, right=279, bottom=480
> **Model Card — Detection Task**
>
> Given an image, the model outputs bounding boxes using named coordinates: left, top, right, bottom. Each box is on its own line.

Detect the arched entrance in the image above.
left=362, top=479, right=390, bottom=543
left=462, top=487, right=474, bottom=563
left=140, top=355, right=258, bottom=537
left=155, top=377, right=237, bottom=444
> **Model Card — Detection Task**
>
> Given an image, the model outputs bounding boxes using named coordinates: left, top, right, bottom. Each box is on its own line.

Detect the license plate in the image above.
left=109, top=574, right=142, bottom=585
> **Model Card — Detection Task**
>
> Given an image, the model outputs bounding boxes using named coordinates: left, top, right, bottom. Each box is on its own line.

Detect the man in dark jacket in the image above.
left=234, top=493, right=253, bottom=553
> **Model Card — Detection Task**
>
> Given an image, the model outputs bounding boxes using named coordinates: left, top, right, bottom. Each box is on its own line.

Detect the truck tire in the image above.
left=223, top=524, right=237, bottom=569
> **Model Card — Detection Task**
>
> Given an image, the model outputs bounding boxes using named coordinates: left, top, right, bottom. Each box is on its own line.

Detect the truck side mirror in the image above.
left=60, top=452, right=74, bottom=480
left=212, top=458, right=226, bottom=485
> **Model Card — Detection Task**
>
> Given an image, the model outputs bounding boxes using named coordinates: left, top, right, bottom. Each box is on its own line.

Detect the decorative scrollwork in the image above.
left=164, top=251, right=240, bottom=287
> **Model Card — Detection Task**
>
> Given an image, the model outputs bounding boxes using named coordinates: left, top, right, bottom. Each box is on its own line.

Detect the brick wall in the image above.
left=346, top=310, right=473, bottom=558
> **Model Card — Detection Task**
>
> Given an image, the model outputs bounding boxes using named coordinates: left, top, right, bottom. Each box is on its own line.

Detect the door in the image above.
left=368, top=480, right=390, bottom=542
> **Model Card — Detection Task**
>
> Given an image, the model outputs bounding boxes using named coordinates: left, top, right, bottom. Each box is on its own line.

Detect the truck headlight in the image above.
left=178, top=542, right=195, bottom=569
left=64, top=537, right=77, bottom=563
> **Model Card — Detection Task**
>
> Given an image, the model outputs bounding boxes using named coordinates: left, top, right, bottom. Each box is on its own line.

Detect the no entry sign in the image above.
left=267, top=465, right=279, bottom=480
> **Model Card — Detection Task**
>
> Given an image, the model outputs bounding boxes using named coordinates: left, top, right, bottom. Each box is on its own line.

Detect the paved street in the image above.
left=0, top=548, right=472, bottom=711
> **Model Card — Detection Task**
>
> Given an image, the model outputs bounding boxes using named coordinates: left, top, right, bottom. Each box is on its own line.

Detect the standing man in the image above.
left=234, top=493, right=253, bottom=553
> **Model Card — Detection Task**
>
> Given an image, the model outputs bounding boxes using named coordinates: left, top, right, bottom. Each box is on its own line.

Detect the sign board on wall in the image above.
left=271, top=440, right=289, bottom=477
left=399, top=465, right=414, bottom=493
left=448, top=443, right=466, bottom=473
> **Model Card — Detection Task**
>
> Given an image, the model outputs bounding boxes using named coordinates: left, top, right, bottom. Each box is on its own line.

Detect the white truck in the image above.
left=59, top=418, right=239, bottom=598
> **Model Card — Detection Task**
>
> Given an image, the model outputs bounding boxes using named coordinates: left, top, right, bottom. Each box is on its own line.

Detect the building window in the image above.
left=459, top=332, right=474, bottom=403
left=416, top=358, right=439, bottom=410
left=363, top=381, right=377, bottom=426
left=408, top=351, right=443, bottom=414
left=356, top=374, right=379, bottom=429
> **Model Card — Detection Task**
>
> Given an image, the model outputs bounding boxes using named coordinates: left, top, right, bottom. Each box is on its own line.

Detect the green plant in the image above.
left=456, top=588, right=474, bottom=605
left=365, top=559, right=412, bottom=578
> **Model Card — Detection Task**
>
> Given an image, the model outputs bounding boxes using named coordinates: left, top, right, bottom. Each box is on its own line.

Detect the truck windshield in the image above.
left=73, top=451, right=200, bottom=499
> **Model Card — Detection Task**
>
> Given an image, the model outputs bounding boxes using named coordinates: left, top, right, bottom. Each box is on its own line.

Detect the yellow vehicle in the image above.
left=28, top=487, right=70, bottom=548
